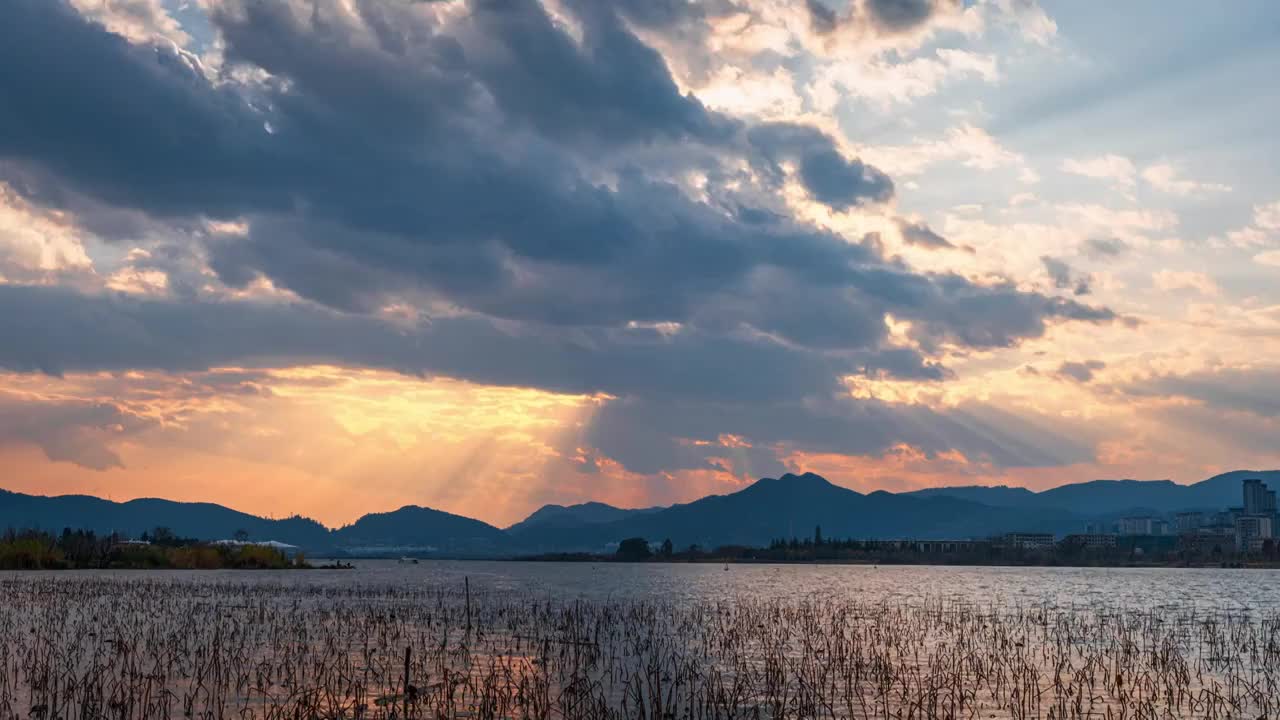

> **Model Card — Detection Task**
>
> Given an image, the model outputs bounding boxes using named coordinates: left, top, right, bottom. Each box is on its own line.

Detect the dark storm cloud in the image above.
left=0, top=284, right=855, bottom=403
left=838, top=268, right=1114, bottom=351
left=206, top=201, right=886, bottom=334
left=458, top=0, right=736, bottom=147
left=0, top=0, right=283, bottom=219
left=0, top=0, right=1125, bottom=475
left=3, top=0, right=902, bottom=332
left=747, top=123, right=895, bottom=210
left=798, top=151, right=895, bottom=210
left=895, top=218, right=955, bottom=250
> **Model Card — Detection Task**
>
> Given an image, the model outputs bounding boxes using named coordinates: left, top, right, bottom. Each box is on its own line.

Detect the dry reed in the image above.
left=0, top=575, right=1276, bottom=719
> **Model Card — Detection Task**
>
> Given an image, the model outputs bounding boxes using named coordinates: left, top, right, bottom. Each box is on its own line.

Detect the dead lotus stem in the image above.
left=0, top=575, right=1276, bottom=719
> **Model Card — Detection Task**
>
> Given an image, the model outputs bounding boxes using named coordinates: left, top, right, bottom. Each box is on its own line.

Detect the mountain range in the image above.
left=2, top=470, right=1274, bottom=556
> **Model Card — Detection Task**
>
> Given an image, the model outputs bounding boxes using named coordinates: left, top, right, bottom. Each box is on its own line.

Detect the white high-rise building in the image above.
left=1235, top=515, right=1274, bottom=552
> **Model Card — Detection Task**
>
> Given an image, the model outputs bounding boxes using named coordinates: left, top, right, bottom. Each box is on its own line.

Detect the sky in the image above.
left=1, top=0, right=1278, bottom=528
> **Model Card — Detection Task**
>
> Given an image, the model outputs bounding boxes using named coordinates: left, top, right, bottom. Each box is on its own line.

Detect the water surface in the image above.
left=16, top=559, right=1276, bottom=609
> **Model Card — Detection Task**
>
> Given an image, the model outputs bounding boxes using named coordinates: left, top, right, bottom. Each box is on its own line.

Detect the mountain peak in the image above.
left=744, top=472, right=850, bottom=496
left=777, top=472, right=830, bottom=484
left=506, top=500, right=662, bottom=534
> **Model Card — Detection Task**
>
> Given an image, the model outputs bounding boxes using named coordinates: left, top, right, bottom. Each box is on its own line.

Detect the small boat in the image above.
left=399, top=556, right=419, bottom=564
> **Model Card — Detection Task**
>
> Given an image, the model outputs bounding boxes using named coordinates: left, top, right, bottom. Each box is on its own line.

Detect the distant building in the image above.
left=1234, top=515, right=1273, bottom=552
left=1062, top=533, right=1117, bottom=550
left=1178, top=527, right=1235, bottom=555
left=212, top=539, right=302, bottom=557
left=1119, top=516, right=1158, bottom=536
left=1003, top=532, right=1054, bottom=550
left=1085, top=520, right=1116, bottom=534
left=1243, top=479, right=1277, bottom=516
left=1245, top=537, right=1274, bottom=554
left=1175, top=512, right=1205, bottom=533
left=910, top=539, right=988, bottom=554
left=1214, top=508, right=1244, bottom=528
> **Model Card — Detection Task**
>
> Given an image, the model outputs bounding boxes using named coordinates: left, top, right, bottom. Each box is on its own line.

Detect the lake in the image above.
left=3, top=561, right=1278, bottom=718
left=14, top=559, right=1277, bottom=606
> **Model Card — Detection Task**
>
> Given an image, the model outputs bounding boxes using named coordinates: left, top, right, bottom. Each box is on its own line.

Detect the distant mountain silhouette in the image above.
left=333, top=505, right=510, bottom=554
left=3, top=469, right=1275, bottom=556
left=903, top=485, right=1038, bottom=506
left=510, top=473, right=1085, bottom=551
left=903, top=470, right=1277, bottom=516
left=0, top=490, right=507, bottom=555
left=0, top=488, right=329, bottom=547
left=506, top=501, right=663, bottom=534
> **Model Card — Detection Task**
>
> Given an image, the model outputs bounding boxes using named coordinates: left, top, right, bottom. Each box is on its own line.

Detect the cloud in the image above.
left=1217, top=200, right=1280, bottom=250
left=747, top=123, right=895, bottom=210
left=1125, top=367, right=1280, bottom=420
left=67, top=0, right=189, bottom=45
left=1061, top=154, right=1136, bottom=188
left=895, top=218, right=956, bottom=250
left=1140, top=163, right=1231, bottom=196
left=0, top=284, right=861, bottom=402
left=455, top=0, right=736, bottom=148
left=0, top=184, right=95, bottom=283
left=990, top=0, right=1056, bottom=44
left=1056, top=360, right=1104, bottom=383
left=895, top=274, right=1115, bottom=350
left=0, top=389, right=151, bottom=469
left=9, top=0, right=1103, bottom=353
left=805, top=0, right=965, bottom=38
left=582, top=390, right=1093, bottom=479
left=0, top=0, right=1127, bottom=487
left=1082, top=237, right=1128, bottom=259
left=1041, top=256, right=1091, bottom=296
left=866, top=0, right=951, bottom=33
left=1152, top=269, right=1219, bottom=297
left=1255, top=201, right=1280, bottom=232
left=809, top=49, right=999, bottom=109
left=1056, top=204, right=1177, bottom=234
left=0, top=282, right=1108, bottom=480
left=861, top=124, right=1028, bottom=176
left=1256, top=251, right=1280, bottom=268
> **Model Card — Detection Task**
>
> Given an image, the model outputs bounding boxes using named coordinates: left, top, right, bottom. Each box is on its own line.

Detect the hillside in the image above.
left=903, top=470, right=1277, bottom=515
left=333, top=505, right=510, bottom=555
left=0, top=489, right=330, bottom=547
left=506, top=501, right=663, bottom=535
left=4, top=469, right=1275, bottom=557
left=512, top=473, right=1086, bottom=551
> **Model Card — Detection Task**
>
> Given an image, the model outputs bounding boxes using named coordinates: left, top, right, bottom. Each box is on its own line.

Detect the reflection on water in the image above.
left=59, top=559, right=1274, bottom=609
left=1, top=562, right=1277, bottom=719
left=351, top=560, right=1280, bottom=607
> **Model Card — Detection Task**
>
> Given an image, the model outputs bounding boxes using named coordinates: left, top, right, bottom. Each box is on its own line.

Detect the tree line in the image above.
left=0, top=528, right=305, bottom=570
